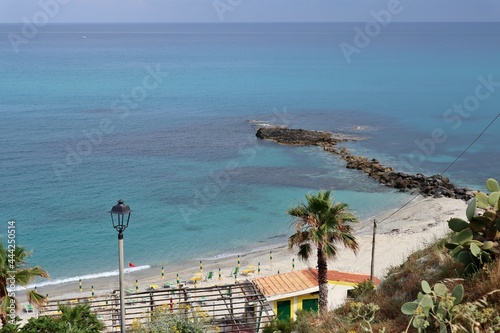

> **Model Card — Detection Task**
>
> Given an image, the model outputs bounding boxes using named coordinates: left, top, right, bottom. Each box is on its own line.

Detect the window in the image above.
left=302, top=298, right=318, bottom=313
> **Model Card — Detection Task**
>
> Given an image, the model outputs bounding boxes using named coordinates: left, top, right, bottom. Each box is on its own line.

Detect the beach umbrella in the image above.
left=79, top=279, right=82, bottom=292
left=218, top=268, right=222, bottom=281
left=270, top=251, right=273, bottom=268
left=176, top=273, right=180, bottom=286
left=170, top=297, right=173, bottom=311
left=292, top=258, right=295, bottom=271
left=136, top=279, right=139, bottom=292
left=91, top=285, right=94, bottom=297
left=237, top=255, right=240, bottom=268
left=258, top=262, right=261, bottom=276
left=200, top=260, right=203, bottom=273
left=162, top=267, right=165, bottom=280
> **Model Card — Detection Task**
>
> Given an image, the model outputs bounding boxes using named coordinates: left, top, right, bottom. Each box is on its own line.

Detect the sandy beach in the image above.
left=17, top=195, right=467, bottom=318
left=24, top=196, right=467, bottom=298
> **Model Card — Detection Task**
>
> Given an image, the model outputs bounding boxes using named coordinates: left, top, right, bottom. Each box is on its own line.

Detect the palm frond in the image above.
left=287, top=190, right=359, bottom=262
left=0, top=294, right=18, bottom=318
left=289, top=231, right=310, bottom=249
left=322, top=241, right=339, bottom=259
left=27, top=291, right=46, bottom=307
left=297, top=243, right=312, bottom=261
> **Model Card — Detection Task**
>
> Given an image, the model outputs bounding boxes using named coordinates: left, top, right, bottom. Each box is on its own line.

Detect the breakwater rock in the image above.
left=255, top=127, right=360, bottom=145
left=256, top=127, right=472, bottom=201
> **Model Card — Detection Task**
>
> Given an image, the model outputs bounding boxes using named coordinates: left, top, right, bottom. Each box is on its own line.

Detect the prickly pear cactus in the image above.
left=401, top=280, right=464, bottom=332
left=445, top=178, right=500, bottom=273
left=477, top=178, right=500, bottom=210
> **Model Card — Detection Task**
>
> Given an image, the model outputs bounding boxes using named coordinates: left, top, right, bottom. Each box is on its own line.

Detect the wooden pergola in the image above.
left=39, top=282, right=274, bottom=333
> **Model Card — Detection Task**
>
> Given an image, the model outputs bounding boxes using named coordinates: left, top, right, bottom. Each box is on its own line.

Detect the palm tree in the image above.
left=0, top=239, right=49, bottom=326
left=288, top=190, right=359, bottom=315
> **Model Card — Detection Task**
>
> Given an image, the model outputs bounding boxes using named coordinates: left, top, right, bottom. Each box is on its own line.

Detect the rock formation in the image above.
left=256, top=127, right=472, bottom=201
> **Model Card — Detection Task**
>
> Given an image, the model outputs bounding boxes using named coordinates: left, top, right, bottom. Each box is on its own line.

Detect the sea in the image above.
left=0, top=22, right=499, bottom=287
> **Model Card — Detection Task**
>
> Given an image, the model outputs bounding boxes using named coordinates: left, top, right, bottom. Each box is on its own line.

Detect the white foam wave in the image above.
left=246, top=119, right=287, bottom=128
left=22, top=265, right=150, bottom=290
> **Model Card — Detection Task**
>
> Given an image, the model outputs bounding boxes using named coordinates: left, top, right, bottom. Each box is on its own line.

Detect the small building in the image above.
left=253, top=268, right=379, bottom=321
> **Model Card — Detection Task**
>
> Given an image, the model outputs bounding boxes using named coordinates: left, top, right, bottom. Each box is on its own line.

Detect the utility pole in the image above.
left=370, top=219, right=377, bottom=283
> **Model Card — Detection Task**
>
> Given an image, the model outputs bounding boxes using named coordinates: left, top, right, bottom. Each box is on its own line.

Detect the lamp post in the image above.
left=109, top=199, right=131, bottom=333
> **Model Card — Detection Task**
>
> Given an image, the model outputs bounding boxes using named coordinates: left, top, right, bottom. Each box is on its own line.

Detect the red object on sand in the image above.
left=128, top=262, right=136, bottom=267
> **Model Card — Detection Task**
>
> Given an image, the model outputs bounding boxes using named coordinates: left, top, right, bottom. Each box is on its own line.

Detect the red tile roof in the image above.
left=307, top=268, right=381, bottom=286
left=253, top=268, right=379, bottom=298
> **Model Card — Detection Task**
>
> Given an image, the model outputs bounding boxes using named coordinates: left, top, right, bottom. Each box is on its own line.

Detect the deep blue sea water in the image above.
left=0, top=23, right=499, bottom=285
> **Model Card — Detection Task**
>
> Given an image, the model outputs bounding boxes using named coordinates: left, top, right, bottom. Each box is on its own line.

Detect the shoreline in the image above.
left=18, top=196, right=467, bottom=306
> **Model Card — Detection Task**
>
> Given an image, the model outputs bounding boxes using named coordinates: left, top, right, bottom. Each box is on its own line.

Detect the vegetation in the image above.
left=445, top=178, right=500, bottom=274
left=0, top=240, right=49, bottom=326
left=268, top=179, right=500, bottom=332
left=288, top=190, right=359, bottom=315
left=130, top=304, right=208, bottom=333
left=3, top=179, right=499, bottom=332
left=0, top=304, right=104, bottom=333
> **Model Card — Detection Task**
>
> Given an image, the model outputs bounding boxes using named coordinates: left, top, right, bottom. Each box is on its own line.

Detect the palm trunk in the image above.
left=317, top=246, right=329, bottom=315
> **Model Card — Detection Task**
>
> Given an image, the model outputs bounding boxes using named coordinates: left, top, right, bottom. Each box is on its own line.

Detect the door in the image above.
left=276, top=300, right=291, bottom=321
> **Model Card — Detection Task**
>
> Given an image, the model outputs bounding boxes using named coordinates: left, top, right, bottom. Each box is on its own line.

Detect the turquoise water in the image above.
left=0, top=23, right=499, bottom=284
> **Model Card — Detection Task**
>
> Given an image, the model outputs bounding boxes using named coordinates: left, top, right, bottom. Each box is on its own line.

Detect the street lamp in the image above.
left=109, top=199, right=131, bottom=333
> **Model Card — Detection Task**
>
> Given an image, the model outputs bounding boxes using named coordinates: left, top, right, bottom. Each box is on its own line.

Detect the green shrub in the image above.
left=262, top=318, right=296, bottom=333
left=0, top=304, right=104, bottom=333
left=348, top=279, right=376, bottom=301
left=130, top=304, right=207, bottom=333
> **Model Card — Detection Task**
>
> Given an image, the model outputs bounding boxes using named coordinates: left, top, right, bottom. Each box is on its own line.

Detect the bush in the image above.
left=348, top=279, right=376, bottom=301
left=130, top=304, right=207, bottom=333
left=0, top=304, right=104, bottom=333
left=262, top=318, right=296, bottom=333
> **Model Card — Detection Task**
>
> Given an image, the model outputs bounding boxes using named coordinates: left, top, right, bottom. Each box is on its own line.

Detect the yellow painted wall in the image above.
left=271, top=294, right=319, bottom=320
left=296, top=294, right=318, bottom=312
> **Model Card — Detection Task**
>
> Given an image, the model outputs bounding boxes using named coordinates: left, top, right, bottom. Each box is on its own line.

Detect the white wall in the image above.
left=327, top=284, right=354, bottom=309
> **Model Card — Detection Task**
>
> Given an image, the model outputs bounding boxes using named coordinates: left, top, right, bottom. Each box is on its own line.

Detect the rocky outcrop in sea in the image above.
left=255, top=127, right=473, bottom=201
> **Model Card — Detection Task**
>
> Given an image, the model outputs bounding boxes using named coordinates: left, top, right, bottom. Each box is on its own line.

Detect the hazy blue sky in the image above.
left=1, top=0, right=499, bottom=23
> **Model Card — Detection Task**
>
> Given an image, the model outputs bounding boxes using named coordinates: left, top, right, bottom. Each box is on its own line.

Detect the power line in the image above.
left=377, top=112, right=499, bottom=225
left=441, top=113, right=499, bottom=175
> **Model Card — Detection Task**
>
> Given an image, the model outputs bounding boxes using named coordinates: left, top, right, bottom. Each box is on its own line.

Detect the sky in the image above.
left=0, top=0, right=499, bottom=23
